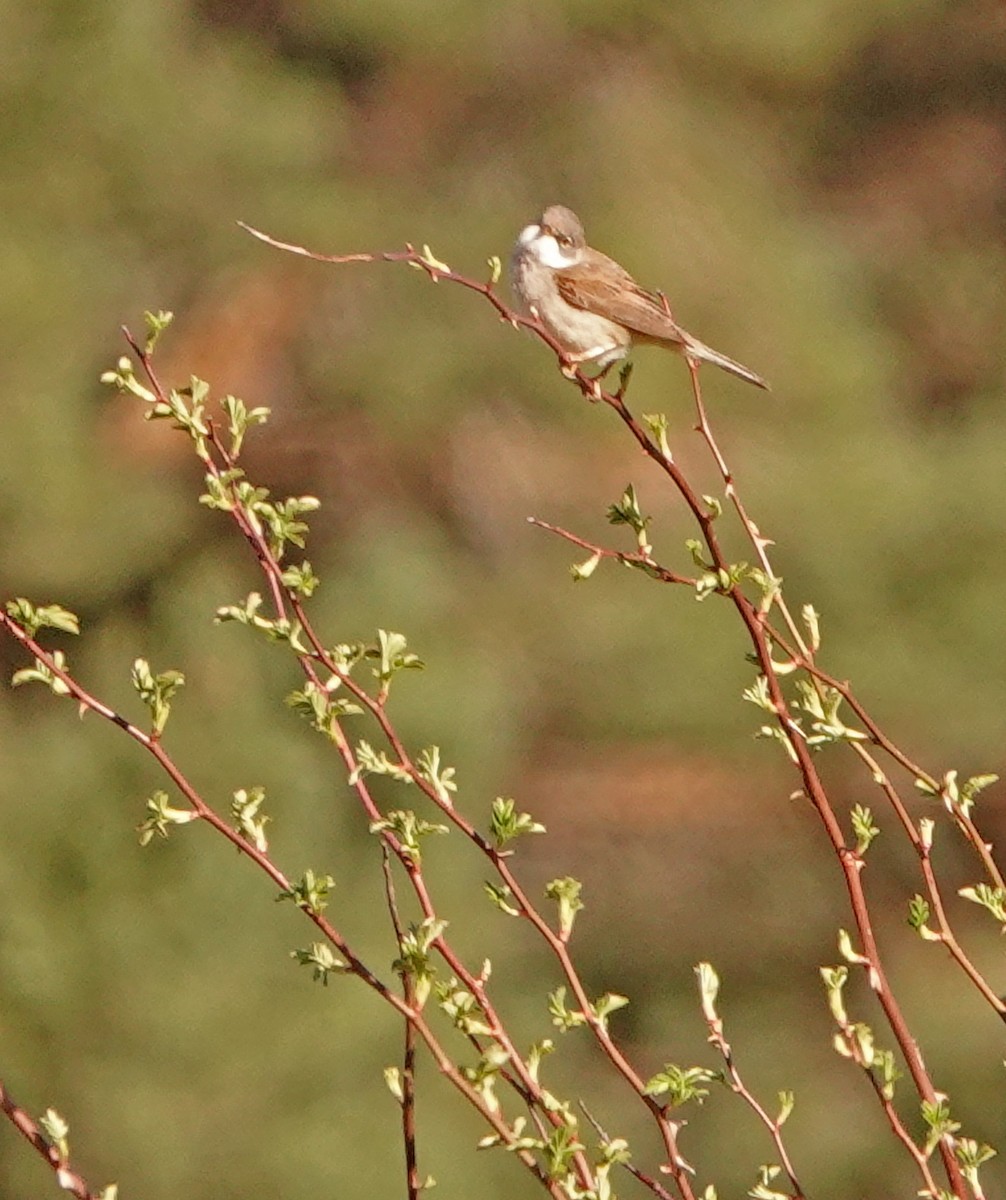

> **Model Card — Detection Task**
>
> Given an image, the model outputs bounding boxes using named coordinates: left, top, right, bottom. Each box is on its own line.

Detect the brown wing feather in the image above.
left=554, top=256, right=687, bottom=347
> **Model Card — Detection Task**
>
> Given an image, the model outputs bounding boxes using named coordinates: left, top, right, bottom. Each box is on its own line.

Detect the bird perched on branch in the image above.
left=509, top=204, right=768, bottom=389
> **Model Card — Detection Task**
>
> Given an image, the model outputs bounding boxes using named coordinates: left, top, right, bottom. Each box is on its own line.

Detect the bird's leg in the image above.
left=558, top=354, right=615, bottom=402
left=582, top=360, right=617, bottom=402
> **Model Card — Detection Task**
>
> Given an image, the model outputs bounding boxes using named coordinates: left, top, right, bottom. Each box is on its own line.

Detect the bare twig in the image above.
left=382, top=849, right=422, bottom=1200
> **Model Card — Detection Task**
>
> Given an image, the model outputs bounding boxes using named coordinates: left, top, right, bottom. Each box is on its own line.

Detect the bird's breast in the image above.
left=509, top=252, right=629, bottom=364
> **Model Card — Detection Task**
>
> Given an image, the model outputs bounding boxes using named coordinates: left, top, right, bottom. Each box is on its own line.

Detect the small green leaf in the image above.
left=286, top=681, right=362, bottom=734
left=958, top=883, right=1006, bottom=924
left=291, top=942, right=347, bottom=985
left=801, top=604, right=821, bottom=651
left=776, top=1091, right=795, bottom=1125
left=749, top=1163, right=788, bottom=1200
left=907, top=894, right=934, bottom=936
left=410, top=243, right=453, bottom=274
left=607, top=484, right=651, bottom=552
left=870, top=1048, right=901, bottom=1100
left=39, top=1108, right=70, bottom=1160
left=11, top=651, right=73, bottom=696
left=591, top=992, right=629, bottom=1031
left=525, top=1039, right=554, bottom=1085
left=959, top=773, right=999, bottom=814
left=837, top=928, right=869, bottom=966
left=489, top=797, right=545, bottom=846
left=277, top=870, right=336, bottom=915
left=384, top=1066, right=404, bottom=1102
left=484, top=881, right=520, bottom=916
left=851, top=805, right=879, bottom=855
left=231, top=787, right=270, bottom=852
left=280, top=560, right=320, bottom=597
left=100, top=355, right=156, bottom=403
left=137, top=791, right=199, bottom=846
left=547, top=987, right=587, bottom=1032
left=367, top=630, right=424, bottom=693
left=643, top=1064, right=718, bottom=1106
left=394, top=918, right=447, bottom=1007
left=921, top=1096, right=960, bottom=1155
left=349, top=741, right=413, bottom=785
left=131, top=658, right=185, bottom=735
left=794, top=680, right=867, bottom=747
left=435, top=980, right=493, bottom=1037
left=542, top=1124, right=584, bottom=1180
left=6, top=599, right=81, bottom=637
left=220, top=393, right=270, bottom=457
left=370, top=809, right=449, bottom=865
left=695, top=962, right=720, bottom=1020
left=570, top=552, right=601, bottom=581
left=820, top=965, right=848, bottom=1024
left=545, top=877, right=583, bottom=939
left=641, top=412, right=672, bottom=459
left=143, top=309, right=174, bottom=354
left=417, top=746, right=456, bottom=805
left=742, top=675, right=774, bottom=712
left=956, top=1137, right=997, bottom=1192
left=749, top=568, right=782, bottom=606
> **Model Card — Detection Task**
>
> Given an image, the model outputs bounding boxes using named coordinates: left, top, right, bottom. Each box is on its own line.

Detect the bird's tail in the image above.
left=687, top=336, right=769, bottom=390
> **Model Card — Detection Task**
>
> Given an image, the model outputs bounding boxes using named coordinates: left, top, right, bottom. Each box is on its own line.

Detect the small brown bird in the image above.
left=509, top=204, right=768, bottom=389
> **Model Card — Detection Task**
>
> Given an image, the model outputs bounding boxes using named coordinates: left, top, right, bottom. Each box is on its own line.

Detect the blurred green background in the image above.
left=2, top=1, right=1005, bottom=1195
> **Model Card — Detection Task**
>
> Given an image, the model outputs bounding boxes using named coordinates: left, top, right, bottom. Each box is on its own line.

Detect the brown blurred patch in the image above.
left=99, top=264, right=313, bottom=471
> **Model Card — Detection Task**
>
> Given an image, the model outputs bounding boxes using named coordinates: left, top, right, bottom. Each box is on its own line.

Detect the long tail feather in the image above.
left=687, top=337, right=769, bottom=390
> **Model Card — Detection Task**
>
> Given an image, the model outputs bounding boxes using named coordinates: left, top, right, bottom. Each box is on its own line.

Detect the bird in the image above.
left=509, top=204, right=768, bottom=389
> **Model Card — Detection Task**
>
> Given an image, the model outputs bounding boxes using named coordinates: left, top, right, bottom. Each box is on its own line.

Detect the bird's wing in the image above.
left=554, top=256, right=687, bottom=346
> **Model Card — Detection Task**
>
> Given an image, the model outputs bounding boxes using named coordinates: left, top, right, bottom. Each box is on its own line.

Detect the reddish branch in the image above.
left=0, top=610, right=577, bottom=1200
left=0, top=1080, right=102, bottom=1200
left=2, top=222, right=995, bottom=1198
left=114, top=321, right=700, bottom=1195
left=234, top=224, right=983, bottom=1196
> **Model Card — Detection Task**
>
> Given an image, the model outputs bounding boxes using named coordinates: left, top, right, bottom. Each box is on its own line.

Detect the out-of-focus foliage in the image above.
left=1, top=1, right=1005, bottom=1196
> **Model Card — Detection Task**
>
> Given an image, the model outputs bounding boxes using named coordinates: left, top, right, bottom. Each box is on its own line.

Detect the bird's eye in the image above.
left=557, top=235, right=571, bottom=247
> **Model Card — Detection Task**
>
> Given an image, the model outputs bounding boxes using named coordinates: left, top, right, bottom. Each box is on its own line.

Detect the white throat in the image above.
left=517, top=223, right=581, bottom=270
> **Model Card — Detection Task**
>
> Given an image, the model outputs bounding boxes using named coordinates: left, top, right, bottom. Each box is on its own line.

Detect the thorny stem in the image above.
left=831, top=1014, right=942, bottom=1195
left=237, top=225, right=987, bottom=1195
left=527, top=517, right=696, bottom=586
left=760, top=619, right=1004, bottom=889
left=579, top=1103, right=678, bottom=1200
left=119, top=327, right=700, bottom=1195
left=594, top=385, right=965, bottom=1193
left=0, top=612, right=576, bottom=1200
left=3, top=223, right=990, bottom=1197
left=700, top=1014, right=806, bottom=1199
left=532, top=516, right=1006, bottom=1032
left=118, top=333, right=605, bottom=1195
left=236, top=229, right=985, bottom=1196
left=683, top=362, right=1006, bottom=1027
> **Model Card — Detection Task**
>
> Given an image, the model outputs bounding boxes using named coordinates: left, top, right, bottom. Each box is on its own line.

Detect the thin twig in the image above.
left=0, top=1081, right=104, bottom=1200
left=0, top=613, right=573, bottom=1199
left=235, top=227, right=983, bottom=1195
left=382, top=849, right=421, bottom=1200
